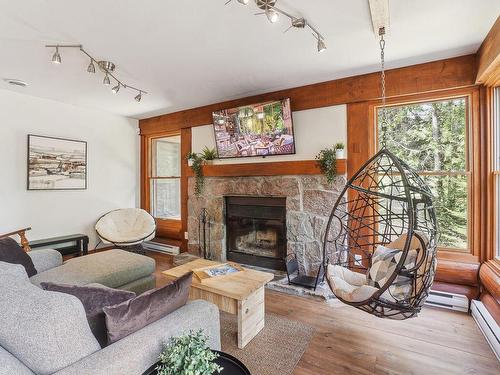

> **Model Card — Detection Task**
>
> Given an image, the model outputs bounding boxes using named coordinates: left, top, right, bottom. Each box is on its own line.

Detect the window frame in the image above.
left=149, top=135, right=182, bottom=221
left=141, top=130, right=184, bottom=239
left=368, top=87, right=480, bottom=260
left=493, top=86, right=500, bottom=260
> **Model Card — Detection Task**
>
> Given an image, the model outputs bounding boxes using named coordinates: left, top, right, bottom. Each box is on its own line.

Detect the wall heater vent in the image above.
left=425, top=290, right=469, bottom=312
left=143, top=241, right=180, bottom=255
left=471, top=300, right=500, bottom=361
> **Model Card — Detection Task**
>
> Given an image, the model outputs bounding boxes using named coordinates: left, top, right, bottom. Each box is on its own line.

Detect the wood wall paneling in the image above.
left=480, top=261, right=500, bottom=302
left=476, top=16, right=500, bottom=86
left=140, top=55, right=476, bottom=135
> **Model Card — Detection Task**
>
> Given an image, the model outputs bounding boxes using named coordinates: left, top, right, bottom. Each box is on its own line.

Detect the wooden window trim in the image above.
left=141, top=130, right=192, bottom=243
left=362, top=87, right=482, bottom=258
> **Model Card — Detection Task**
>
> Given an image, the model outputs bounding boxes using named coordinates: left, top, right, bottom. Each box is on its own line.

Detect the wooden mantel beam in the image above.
left=476, top=15, right=500, bottom=86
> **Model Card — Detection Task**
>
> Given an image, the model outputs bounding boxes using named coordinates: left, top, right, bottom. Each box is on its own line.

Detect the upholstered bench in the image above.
left=29, top=249, right=156, bottom=294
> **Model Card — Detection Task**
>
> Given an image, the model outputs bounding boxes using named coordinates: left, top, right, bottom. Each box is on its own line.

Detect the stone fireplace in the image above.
left=225, top=196, right=287, bottom=270
left=187, top=174, right=345, bottom=276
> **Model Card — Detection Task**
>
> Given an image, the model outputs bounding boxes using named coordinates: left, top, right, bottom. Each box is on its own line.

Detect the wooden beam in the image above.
left=368, top=0, right=390, bottom=36
left=140, top=54, right=477, bottom=134
left=476, top=15, right=500, bottom=85
left=185, top=159, right=346, bottom=178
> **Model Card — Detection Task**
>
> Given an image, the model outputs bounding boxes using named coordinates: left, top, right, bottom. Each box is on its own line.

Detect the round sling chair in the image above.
left=95, top=208, right=156, bottom=254
left=323, top=148, right=438, bottom=319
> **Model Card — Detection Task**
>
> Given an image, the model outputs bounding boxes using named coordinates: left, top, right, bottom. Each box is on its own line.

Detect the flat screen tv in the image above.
left=212, top=98, right=295, bottom=159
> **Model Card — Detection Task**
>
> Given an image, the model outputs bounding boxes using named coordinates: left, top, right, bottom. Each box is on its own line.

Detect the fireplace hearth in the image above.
left=225, top=196, right=286, bottom=271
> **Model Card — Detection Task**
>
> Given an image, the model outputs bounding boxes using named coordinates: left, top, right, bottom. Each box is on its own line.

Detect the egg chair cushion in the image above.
left=367, top=245, right=417, bottom=302
left=326, top=265, right=379, bottom=303
left=95, top=208, right=156, bottom=246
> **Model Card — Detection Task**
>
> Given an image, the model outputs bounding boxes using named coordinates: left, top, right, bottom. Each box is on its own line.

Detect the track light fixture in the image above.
left=103, top=73, right=110, bottom=86
left=265, top=7, right=279, bottom=23
left=87, top=59, right=95, bottom=73
left=51, top=47, right=61, bottom=64
left=227, top=0, right=326, bottom=53
left=45, top=44, right=147, bottom=102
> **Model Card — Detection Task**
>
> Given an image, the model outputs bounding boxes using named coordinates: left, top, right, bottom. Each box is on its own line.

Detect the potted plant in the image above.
left=315, top=146, right=337, bottom=184
left=186, top=151, right=198, bottom=167
left=335, top=142, right=345, bottom=159
left=156, top=330, right=223, bottom=375
left=201, top=146, right=218, bottom=165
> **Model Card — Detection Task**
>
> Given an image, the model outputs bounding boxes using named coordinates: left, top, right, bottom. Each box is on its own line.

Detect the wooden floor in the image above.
left=148, top=251, right=499, bottom=375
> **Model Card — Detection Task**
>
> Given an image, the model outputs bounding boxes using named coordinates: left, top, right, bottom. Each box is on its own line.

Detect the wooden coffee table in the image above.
left=163, top=259, right=274, bottom=349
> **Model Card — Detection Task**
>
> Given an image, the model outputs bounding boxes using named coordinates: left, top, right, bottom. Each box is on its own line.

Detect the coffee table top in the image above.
left=162, top=259, right=274, bottom=300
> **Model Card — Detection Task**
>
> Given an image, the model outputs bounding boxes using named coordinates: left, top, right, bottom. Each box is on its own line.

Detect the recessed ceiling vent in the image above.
left=3, top=78, right=28, bottom=87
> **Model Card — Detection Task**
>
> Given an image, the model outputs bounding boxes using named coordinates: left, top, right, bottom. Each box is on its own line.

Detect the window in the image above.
left=494, top=87, right=500, bottom=258
left=149, top=135, right=181, bottom=220
left=377, top=97, right=470, bottom=251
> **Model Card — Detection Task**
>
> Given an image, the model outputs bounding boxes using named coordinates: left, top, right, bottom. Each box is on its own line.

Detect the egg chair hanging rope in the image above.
left=321, top=28, right=439, bottom=320
left=379, top=28, right=388, bottom=149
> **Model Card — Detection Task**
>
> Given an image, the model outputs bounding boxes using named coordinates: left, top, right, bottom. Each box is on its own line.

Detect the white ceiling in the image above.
left=0, top=0, right=498, bottom=119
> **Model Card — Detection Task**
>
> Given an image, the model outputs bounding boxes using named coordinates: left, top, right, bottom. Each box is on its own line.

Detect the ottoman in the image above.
left=30, top=249, right=156, bottom=294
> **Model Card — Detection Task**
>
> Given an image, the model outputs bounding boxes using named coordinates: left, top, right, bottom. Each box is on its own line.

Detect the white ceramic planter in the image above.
left=335, top=149, right=345, bottom=159
left=188, top=159, right=194, bottom=167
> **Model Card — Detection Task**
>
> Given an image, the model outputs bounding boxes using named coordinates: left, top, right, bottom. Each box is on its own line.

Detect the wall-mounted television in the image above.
left=212, top=98, right=295, bottom=159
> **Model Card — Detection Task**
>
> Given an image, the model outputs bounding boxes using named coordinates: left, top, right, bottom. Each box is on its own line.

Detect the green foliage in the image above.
left=334, top=142, right=345, bottom=150
left=156, top=330, right=222, bottom=375
left=187, top=153, right=204, bottom=196
left=315, top=147, right=337, bottom=184
left=201, top=147, right=218, bottom=161
left=378, top=99, right=468, bottom=249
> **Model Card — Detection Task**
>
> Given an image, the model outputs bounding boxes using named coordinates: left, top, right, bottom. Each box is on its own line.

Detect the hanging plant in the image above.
left=315, top=146, right=337, bottom=184
left=187, top=152, right=205, bottom=196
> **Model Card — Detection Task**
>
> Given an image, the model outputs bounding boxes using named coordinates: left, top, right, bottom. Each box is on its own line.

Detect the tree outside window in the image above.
left=377, top=97, right=469, bottom=250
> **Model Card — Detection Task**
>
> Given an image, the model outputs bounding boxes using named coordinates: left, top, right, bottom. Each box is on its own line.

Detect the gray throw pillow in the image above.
left=41, top=282, right=136, bottom=347
left=0, top=238, right=37, bottom=277
left=104, top=271, right=193, bottom=344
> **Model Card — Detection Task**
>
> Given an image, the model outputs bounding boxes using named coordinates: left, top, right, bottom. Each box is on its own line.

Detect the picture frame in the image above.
left=27, top=134, right=87, bottom=190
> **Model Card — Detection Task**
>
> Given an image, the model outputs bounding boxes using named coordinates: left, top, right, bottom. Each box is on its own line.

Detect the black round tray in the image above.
left=142, top=350, right=251, bottom=375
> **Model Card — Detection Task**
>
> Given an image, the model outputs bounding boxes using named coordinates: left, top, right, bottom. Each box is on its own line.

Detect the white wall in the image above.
left=192, top=104, right=347, bottom=164
left=0, top=89, right=139, bottom=247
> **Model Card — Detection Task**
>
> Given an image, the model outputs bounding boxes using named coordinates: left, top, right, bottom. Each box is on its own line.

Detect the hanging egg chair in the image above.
left=323, top=148, right=438, bottom=319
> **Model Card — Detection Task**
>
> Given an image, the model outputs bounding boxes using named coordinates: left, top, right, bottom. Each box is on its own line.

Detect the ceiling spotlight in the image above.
left=103, top=73, right=110, bottom=85
left=51, top=47, right=61, bottom=64
left=265, top=8, right=279, bottom=23
left=134, top=92, right=142, bottom=102
left=87, top=59, right=95, bottom=73
left=317, top=38, right=327, bottom=53
left=237, top=0, right=249, bottom=4
left=111, top=83, right=120, bottom=94
left=291, top=18, right=306, bottom=28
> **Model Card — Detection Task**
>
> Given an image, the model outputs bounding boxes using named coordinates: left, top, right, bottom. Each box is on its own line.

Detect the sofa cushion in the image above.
left=30, top=249, right=155, bottom=289
left=41, top=282, right=136, bottom=348
left=0, top=238, right=37, bottom=277
left=0, top=346, right=34, bottom=375
left=104, top=272, right=192, bottom=344
left=0, top=273, right=100, bottom=374
left=0, top=261, right=29, bottom=282
left=27, top=248, right=63, bottom=273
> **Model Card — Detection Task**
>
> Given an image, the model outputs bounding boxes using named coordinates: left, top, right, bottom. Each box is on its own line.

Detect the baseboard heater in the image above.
left=143, top=241, right=180, bottom=255
left=425, top=289, right=469, bottom=312
left=471, top=300, right=500, bottom=361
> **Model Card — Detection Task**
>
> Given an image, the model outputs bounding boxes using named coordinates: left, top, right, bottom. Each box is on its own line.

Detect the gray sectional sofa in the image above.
left=0, top=250, right=221, bottom=375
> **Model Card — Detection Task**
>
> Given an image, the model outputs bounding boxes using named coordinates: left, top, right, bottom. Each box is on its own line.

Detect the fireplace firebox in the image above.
left=225, top=196, right=286, bottom=271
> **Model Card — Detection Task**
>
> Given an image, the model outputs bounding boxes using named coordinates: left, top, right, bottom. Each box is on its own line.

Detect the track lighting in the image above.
left=45, top=44, right=147, bottom=102
left=103, top=73, right=110, bottom=85
left=317, top=38, right=327, bottom=53
left=265, top=8, right=279, bottom=23
left=230, top=1, right=326, bottom=53
left=87, top=59, right=95, bottom=73
left=51, top=47, right=61, bottom=64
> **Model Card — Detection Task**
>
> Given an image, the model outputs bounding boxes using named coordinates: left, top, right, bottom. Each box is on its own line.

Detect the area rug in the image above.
left=266, top=277, right=336, bottom=301
left=220, top=312, right=314, bottom=375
